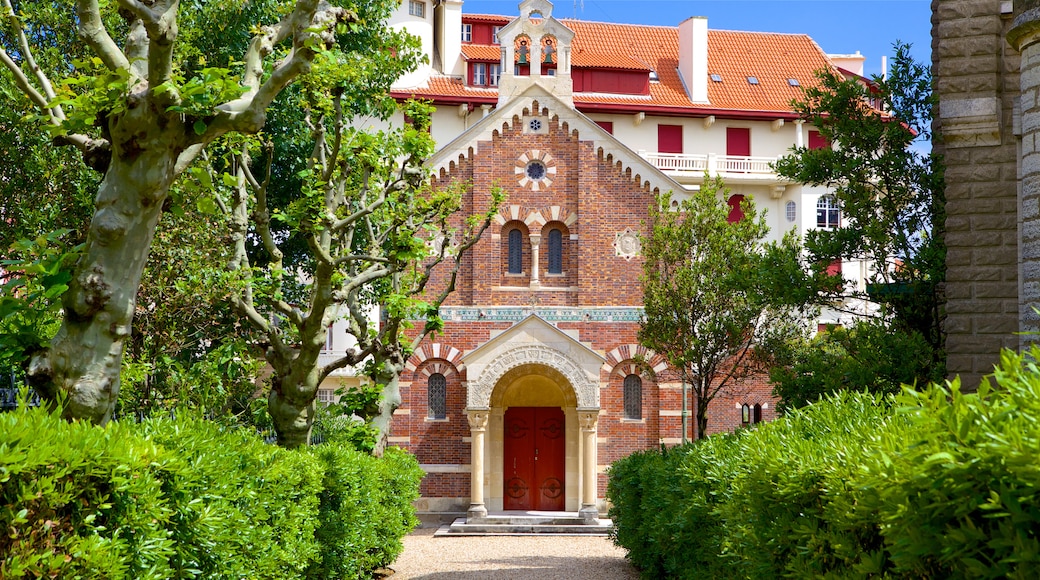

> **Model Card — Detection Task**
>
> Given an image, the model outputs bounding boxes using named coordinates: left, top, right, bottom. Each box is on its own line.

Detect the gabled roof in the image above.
left=425, top=84, right=685, bottom=197
left=399, top=15, right=837, bottom=117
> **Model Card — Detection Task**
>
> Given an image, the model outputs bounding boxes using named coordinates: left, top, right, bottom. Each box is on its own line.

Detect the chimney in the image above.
left=437, top=0, right=464, bottom=76
left=678, top=17, right=708, bottom=104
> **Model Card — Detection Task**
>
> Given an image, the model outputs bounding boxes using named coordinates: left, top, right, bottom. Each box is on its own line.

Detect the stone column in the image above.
left=467, top=410, right=489, bottom=520
left=1010, top=5, right=1040, bottom=341
left=578, top=410, right=599, bottom=523
left=793, top=119, right=804, bottom=148
left=529, top=233, right=542, bottom=288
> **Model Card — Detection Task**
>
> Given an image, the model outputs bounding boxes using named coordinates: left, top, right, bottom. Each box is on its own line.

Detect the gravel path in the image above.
left=387, top=528, right=640, bottom=579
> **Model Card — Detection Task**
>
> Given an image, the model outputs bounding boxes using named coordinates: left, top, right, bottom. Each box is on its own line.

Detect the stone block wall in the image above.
left=933, top=0, right=1021, bottom=387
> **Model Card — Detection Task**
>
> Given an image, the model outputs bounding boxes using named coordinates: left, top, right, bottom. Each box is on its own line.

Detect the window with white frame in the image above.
left=493, top=26, right=503, bottom=43
left=489, top=63, right=501, bottom=86
left=785, top=200, right=797, bottom=223
left=472, top=62, right=487, bottom=86
left=461, top=23, right=472, bottom=42
left=817, top=195, right=840, bottom=229
left=317, top=389, right=334, bottom=404
left=408, top=0, right=425, bottom=18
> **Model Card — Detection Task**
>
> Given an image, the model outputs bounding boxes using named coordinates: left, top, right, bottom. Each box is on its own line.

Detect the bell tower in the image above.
left=495, top=0, right=575, bottom=107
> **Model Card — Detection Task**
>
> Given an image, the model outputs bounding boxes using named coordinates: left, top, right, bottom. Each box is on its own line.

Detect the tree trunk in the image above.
left=695, top=389, right=709, bottom=440
left=370, top=364, right=404, bottom=457
left=268, top=360, right=323, bottom=449
left=29, top=152, right=172, bottom=424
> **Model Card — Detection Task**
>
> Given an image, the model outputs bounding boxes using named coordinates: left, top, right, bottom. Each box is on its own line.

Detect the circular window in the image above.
left=528, top=118, right=542, bottom=131
left=526, top=160, right=546, bottom=180
left=514, top=149, right=557, bottom=191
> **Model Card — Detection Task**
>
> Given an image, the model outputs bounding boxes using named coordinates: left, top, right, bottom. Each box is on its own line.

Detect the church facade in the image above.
left=320, top=0, right=871, bottom=521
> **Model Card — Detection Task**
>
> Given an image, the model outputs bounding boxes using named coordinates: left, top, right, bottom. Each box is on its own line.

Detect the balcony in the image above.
left=318, top=351, right=362, bottom=377
left=640, top=152, right=790, bottom=187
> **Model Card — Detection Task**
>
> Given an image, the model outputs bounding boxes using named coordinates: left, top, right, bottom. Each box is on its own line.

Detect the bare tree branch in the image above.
left=77, top=0, right=130, bottom=71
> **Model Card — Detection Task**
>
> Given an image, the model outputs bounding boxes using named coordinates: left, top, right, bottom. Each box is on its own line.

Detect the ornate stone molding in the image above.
left=468, top=344, right=599, bottom=409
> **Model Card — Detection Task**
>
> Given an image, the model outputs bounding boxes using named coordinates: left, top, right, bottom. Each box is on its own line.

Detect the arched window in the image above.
left=785, top=200, right=797, bottom=223
left=817, top=195, right=840, bottom=229
left=741, top=404, right=751, bottom=425
left=753, top=403, right=763, bottom=424
left=428, top=373, right=446, bottom=419
left=623, top=374, right=642, bottom=420
left=547, top=228, right=563, bottom=274
left=507, top=229, right=523, bottom=274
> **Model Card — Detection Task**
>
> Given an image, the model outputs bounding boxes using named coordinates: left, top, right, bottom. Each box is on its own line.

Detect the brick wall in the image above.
left=400, top=98, right=780, bottom=504
left=933, top=0, right=1021, bottom=388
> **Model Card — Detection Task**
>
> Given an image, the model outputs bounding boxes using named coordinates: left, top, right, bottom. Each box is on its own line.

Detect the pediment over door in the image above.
left=462, top=315, right=604, bottom=410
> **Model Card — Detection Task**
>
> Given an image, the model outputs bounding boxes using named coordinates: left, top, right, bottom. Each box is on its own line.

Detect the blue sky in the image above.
left=464, top=1, right=932, bottom=79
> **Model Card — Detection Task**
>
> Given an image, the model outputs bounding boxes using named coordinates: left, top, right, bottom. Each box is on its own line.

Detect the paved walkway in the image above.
left=387, top=528, right=640, bottom=579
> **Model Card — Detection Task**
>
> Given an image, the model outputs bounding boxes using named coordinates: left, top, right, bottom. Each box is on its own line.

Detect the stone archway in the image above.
left=465, top=347, right=601, bottom=521
left=460, top=316, right=604, bottom=521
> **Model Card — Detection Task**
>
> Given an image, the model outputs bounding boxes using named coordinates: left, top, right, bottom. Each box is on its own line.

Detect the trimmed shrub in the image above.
left=0, top=405, right=175, bottom=579
left=1, top=405, right=422, bottom=580
left=609, top=347, right=1040, bottom=578
left=308, top=446, right=422, bottom=579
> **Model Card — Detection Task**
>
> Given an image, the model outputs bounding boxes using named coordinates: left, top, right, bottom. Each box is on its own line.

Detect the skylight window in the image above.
left=788, top=78, right=800, bottom=86
left=710, top=73, right=722, bottom=82
left=747, top=76, right=759, bottom=85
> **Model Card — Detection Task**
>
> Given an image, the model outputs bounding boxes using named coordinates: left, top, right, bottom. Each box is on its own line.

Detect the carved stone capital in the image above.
left=578, top=410, right=599, bottom=431
left=467, top=410, right=490, bottom=431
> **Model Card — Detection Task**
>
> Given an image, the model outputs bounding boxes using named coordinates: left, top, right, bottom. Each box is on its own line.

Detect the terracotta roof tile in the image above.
left=463, top=14, right=512, bottom=24
left=461, top=45, right=501, bottom=61
left=406, top=17, right=836, bottom=115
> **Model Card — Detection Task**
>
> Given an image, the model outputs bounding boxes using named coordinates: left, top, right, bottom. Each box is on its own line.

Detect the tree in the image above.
left=639, top=177, right=808, bottom=439
left=770, top=43, right=946, bottom=408
left=0, top=0, right=367, bottom=424
left=221, top=94, right=500, bottom=448
left=773, top=42, right=945, bottom=363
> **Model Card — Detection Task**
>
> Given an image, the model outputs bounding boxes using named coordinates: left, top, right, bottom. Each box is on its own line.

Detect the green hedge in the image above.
left=608, top=346, right=1040, bottom=579
left=0, top=406, right=421, bottom=579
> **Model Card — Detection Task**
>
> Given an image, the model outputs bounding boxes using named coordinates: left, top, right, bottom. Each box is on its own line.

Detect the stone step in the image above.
left=434, top=517, right=614, bottom=537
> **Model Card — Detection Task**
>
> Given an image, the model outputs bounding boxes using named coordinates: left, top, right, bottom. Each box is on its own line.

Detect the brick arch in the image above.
left=527, top=205, right=577, bottom=229
left=405, top=342, right=465, bottom=375
left=602, top=344, right=668, bottom=377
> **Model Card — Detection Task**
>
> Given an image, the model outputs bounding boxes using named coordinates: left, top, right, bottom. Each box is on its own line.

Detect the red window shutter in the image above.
left=596, top=121, right=614, bottom=134
left=658, top=124, right=683, bottom=153
left=727, top=127, right=751, bottom=156
left=727, top=194, right=745, bottom=223
left=808, top=130, right=830, bottom=150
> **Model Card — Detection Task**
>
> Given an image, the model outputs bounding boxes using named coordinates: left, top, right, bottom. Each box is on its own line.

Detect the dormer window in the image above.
left=461, top=23, right=472, bottom=42
left=408, top=0, right=425, bottom=18
left=649, top=70, right=659, bottom=82
left=493, top=25, right=503, bottom=44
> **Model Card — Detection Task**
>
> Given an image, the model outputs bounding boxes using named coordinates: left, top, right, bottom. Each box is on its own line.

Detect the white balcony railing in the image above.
left=640, top=152, right=779, bottom=179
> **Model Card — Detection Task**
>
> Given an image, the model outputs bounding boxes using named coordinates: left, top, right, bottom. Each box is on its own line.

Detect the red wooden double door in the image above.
left=503, top=407, right=566, bottom=511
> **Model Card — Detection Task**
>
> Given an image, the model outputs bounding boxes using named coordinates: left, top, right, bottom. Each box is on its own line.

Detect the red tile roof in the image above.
left=398, top=16, right=837, bottom=116
left=463, top=14, right=512, bottom=24
left=461, top=45, right=501, bottom=61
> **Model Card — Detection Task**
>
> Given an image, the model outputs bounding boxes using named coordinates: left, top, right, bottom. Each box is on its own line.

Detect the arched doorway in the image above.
left=491, top=363, right=574, bottom=512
